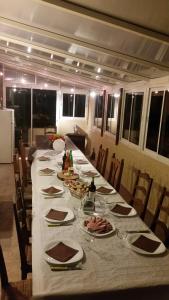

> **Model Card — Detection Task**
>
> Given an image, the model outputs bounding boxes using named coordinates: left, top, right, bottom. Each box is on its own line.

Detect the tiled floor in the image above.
left=0, top=164, right=20, bottom=282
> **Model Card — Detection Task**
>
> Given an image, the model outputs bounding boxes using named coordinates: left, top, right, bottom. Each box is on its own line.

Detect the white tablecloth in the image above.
left=31, top=147, right=169, bottom=300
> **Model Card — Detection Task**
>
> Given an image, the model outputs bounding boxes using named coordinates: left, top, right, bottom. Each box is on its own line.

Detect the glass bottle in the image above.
left=64, top=150, right=70, bottom=171
left=62, top=149, right=66, bottom=170
left=88, top=177, right=96, bottom=202
left=69, top=149, right=73, bottom=167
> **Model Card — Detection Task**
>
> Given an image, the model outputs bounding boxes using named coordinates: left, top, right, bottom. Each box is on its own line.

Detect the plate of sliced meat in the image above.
left=81, top=216, right=115, bottom=237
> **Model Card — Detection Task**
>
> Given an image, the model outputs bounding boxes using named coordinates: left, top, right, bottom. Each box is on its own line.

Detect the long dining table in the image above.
left=31, top=138, right=169, bottom=300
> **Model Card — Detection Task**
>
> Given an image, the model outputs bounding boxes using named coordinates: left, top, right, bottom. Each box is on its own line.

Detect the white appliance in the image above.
left=0, top=109, right=15, bottom=163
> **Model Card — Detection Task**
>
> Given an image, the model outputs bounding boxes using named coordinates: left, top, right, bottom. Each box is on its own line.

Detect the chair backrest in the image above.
left=44, top=126, right=57, bottom=135
left=0, top=244, right=9, bottom=288
left=131, top=170, right=153, bottom=219
left=95, top=144, right=109, bottom=176
left=13, top=203, right=31, bottom=279
left=19, top=139, right=28, bottom=187
left=153, top=188, right=169, bottom=246
left=107, top=153, right=124, bottom=192
left=144, top=186, right=166, bottom=229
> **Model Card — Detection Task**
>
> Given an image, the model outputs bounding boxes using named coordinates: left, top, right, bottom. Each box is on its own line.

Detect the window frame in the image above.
left=61, top=91, right=88, bottom=119
left=120, top=89, right=145, bottom=148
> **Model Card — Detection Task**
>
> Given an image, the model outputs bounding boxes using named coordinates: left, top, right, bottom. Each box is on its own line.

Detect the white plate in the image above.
left=110, top=203, right=137, bottom=217
left=44, top=206, right=74, bottom=223
left=81, top=220, right=115, bottom=237
left=40, top=185, right=64, bottom=196
left=96, top=186, right=116, bottom=195
left=44, top=239, right=83, bottom=265
left=81, top=170, right=100, bottom=177
left=126, top=233, right=166, bottom=255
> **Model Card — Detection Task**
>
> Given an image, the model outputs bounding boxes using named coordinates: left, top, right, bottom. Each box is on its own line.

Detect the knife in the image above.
left=50, top=265, right=82, bottom=271
left=126, top=230, right=150, bottom=233
left=48, top=223, right=73, bottom=227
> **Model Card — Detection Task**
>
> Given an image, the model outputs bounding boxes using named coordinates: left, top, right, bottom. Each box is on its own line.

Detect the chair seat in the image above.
left=1, top=278, right=32, bottom=300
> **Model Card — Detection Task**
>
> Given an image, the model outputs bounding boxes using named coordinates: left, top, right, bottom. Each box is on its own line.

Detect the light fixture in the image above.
left=13, top=88, right=16, bottom=92
left=77, top=61, right=80, bottom=67
left=6, top=41, right=9, bottom=47
left=0, top=72, right=3, bottom=76
left=50, top=53, right=53, bottom=60
left=75, top=69, right=78, bottom=73
left=21, top=78, right=25, bottom=84
left=96, top=75, right=99, bottom=79
left=27, top=46, right=32, bottom=53
left=26, top=55, right=30, bottom=59
left=97, top=67, right=101, bottom=73
left=70, top=88, right=75, bottom=93
left=114, top=93, right=120, bottom=98
left=44, top=83, right=48, bottom=88
left=155, top=90, right=158, bottom=94
left=90, top=91, right=96, bottom=97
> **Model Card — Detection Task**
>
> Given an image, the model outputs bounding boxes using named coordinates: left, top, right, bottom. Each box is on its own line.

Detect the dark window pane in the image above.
left=106, top=95, right=115, bottom=133
left=6, top=87, right=31, bottom=144
left=122, top=93, right=132, bottom=139
left=129, top=94, right=143, bottom=145
left=74, top=94, right=86, bottom=117
left=33, top=89, right=56, bottom=127
left=159, top=91, right=169, bottom=157
left=63, top=93, right=74, bottom=116
left=94, top=95, right=103, bottom=128
left=146, top=91, right=163, bottom=151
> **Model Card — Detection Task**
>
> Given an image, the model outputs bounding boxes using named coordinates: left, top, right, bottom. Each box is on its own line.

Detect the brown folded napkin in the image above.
left=76, top=159, right=88, bottom=164
left=42, top=186, right=61, bottom=194
left=46, top=209, right=68, bottom=221
left=46, top=242, right=78, bottom=262
left=38, top=156, right=50, bottom=161
left=97, top=186, right=114, bottom=194
left=111, top=204, right=132, bottom=215
left=83, top=171, right=98, bottom=177
left=40, top=168, right=55, bottom=174
left=132, top=235, right=161, bottom=253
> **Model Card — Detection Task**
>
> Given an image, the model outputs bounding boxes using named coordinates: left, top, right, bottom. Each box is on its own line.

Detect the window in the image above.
left=33, top=89, right=56, bottom=127
left=94, top=95, right=103, bottom=128
left=122, top=92, right=143, bottom=145
left=63, top=93, right=86, bottom=117
left=106, top=94, right=118, bottom=134
left=146, top=90, right=169, bottom=158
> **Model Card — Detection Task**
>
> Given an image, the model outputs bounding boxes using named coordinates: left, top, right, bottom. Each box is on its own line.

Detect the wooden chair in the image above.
left=14, top=169, right=32, bottom=211
left=130, top=170, right=153, bottom=219
left=19, top=139, right=32, bottom=187
left=0, top=244, right=32, bottom=300
left=107, top=153, right=124, bottom=192
left=95, top=144, right=109, bottom=176
left=153, top=188, right=169, bottom=247
left=144, top=186, right=166, bottom=229
left=13, top=203, right=32, bottom=280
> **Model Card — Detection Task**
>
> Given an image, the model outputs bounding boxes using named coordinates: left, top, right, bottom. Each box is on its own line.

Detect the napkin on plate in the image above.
left=111, top=204, right=132, bottom=215
left=42, top=186, right=62, bottom=194
left=46, top=209, right=68, bottom=221
left=46, top=242, right=78, bottom=262
left=97, top=186, right=114, bottom=194
left=132, top=235, right=161, bottom=253
left=40, top=168, right=55, bottom=174
left=38, top=156, right=50, bottom=161
left=83, top=171, right=98, bottom=177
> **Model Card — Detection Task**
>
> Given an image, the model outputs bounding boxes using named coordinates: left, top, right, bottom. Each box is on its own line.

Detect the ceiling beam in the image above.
left=0, top=44, right=128, bottom=84
left=41, top=0, right=169, bottom=45
left=0, top=34, right=149, bottom=80
left=0, top=16, right=169, bottom=73
left=0, top=51, right=116, bottom=89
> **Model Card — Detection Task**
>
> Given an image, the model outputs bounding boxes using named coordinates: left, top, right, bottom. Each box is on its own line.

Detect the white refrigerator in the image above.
left=0, top=109, right=15, bottom=163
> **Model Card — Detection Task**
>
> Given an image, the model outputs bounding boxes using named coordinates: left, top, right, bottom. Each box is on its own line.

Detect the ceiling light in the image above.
left=27, top=46, right=32, bottom=53
left=50, top=54, right=53, bottom=60
left=75, top=69, right=78, bottom=73
left=90, top=91, right=96, bottom=97
left=96, top=75, right=99, bottom=79
left=21, top=78, right=25, bottom=84
left=26, top=55, right=30, bottom=58
left=114, top=93, right=120, bottom=98
left=13, top=88, right=16, bottom=92
left=6, top=41, right=9, bottom=47
left=44, top=83, right=48, bottom=88
left=0, top=72, right=3, bottom=76
left=155, top=90, right=158, bottom=94
left=97, top=67, right=101, bottom=73
left=77, top=61, right=80, bottom=67
left=70, top=88, right=74, bottom=93
left=30, top=36, right=33, bottom=41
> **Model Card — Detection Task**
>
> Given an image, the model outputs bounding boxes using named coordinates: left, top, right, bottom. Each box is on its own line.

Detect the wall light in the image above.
left=6, top=41, right=9, bottom=47
left=97, top=67, right=101, bottom=73
left=90, top=91, right=96, bottom=97
left=114, top=93, right=120, bottom=98
left=70, top=88, right=75, bottom=93
left=50, top=53, right=53, bottom=60
left=27, top=46, right=32, bottom=53
left=77, top=61, right=80, bottom=67
left=21, top=78, right=25, bottom=84
left=0, top=72, right=3, bottom=76
left=44, top=83, right=48, bottom=88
